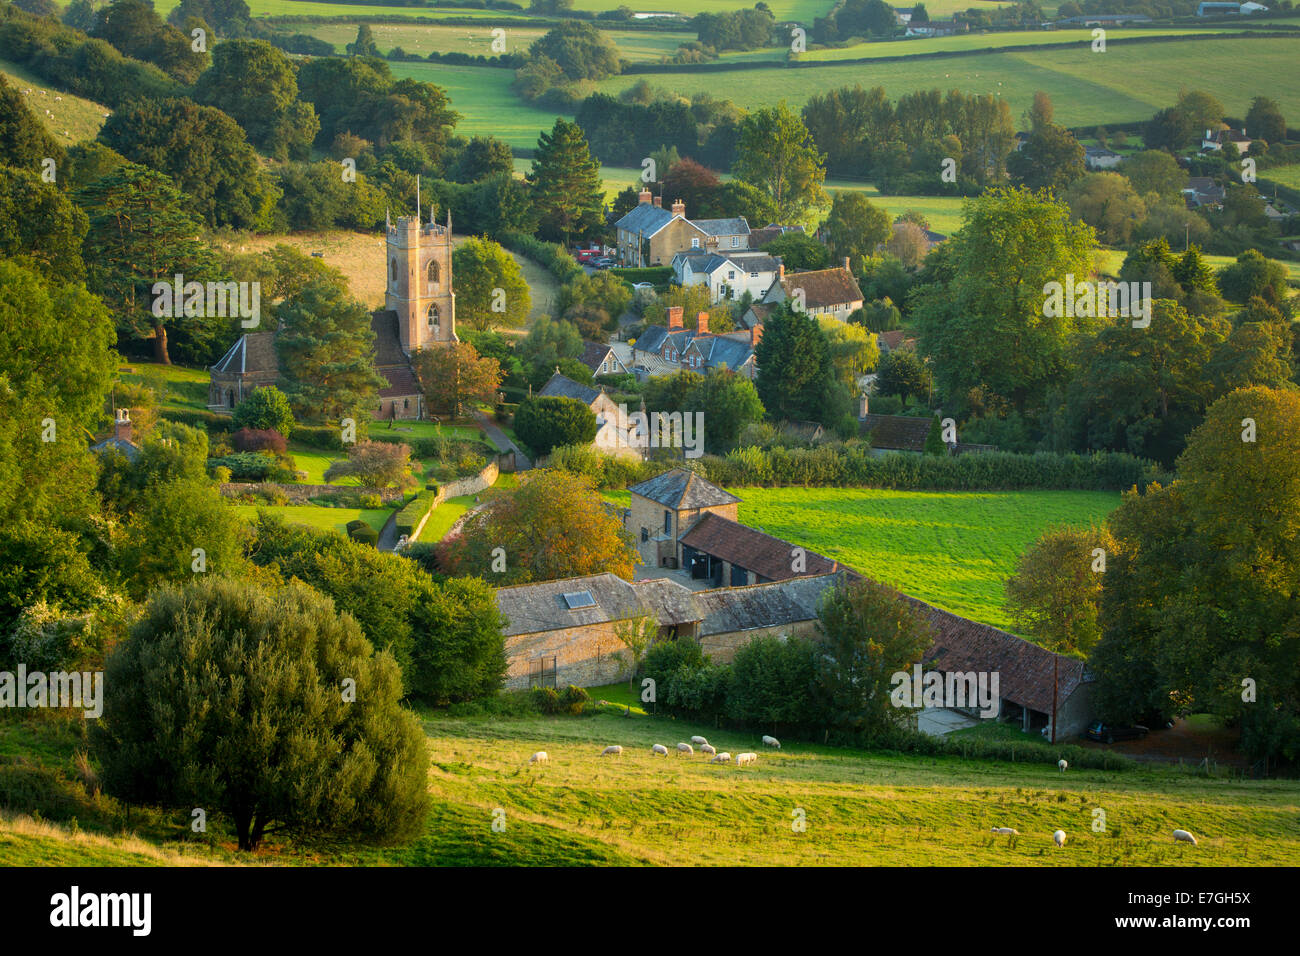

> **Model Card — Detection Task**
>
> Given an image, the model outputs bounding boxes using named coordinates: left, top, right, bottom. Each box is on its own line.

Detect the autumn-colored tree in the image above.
left=1004, top=524, right=1116, bottom=655
left=439, top=469, right=638, bottom=584
left=324, top=440, right=420, bottom=489
left=413, top=341, right=504, bottom=418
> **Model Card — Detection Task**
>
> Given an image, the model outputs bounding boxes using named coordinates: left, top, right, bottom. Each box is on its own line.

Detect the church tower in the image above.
left=385, top=204, right=455, bottom=354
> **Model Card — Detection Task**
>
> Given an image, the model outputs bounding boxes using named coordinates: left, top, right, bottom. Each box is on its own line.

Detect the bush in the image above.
left=207, top=451, right=278, bottom=481
left=395, top=491, right=438, bottom=537
left=345, top=519, right=366, bottom=533
left=727, top=635, right=820, bottom=730
left=561, top=684, right=590, bottom=715
left=212, top=465, right=232, bottom=484
left=232, top=428, right=287, bottom=454
left=293, top=424, right=346, bottom=451
left=348, top=524, right=378, bottom=547
left=359, top=493, right=383, bottom=509
left=497, top=232, right=583, bottom=285
left=514, top=396, right=598, bottom=458
left=231, top=386, right=294, bottom=438
left=642, top=638, right=707, bottom=692
left=529, top=683, right=590, bottom=716
left=530, top=686, right=562, bottom=714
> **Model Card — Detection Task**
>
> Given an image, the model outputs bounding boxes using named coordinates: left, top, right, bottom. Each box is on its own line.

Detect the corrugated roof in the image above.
left=628, top=468, right=741, bottom=509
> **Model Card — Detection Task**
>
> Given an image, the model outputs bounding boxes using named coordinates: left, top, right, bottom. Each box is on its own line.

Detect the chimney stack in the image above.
left=843, top=256, right=851, bottom=272
left=653, top=195, right=662, bottom=208
left=638, top=189, right=652, bottom=205
left=696, top=311, right=709, bottom=335
left=671, top=198, right=685, bottom=217
left=858, top=393, right=869, bottom=419
left=667, top=306, right=684, bottom=330
left=777, top=263, right=785, bottom=280
left=113, top=407, right=133, bottom=444
left=750, top=323, right=763, bottom=347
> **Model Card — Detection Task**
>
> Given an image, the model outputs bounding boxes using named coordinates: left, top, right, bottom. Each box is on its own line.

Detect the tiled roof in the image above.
left=539, top=372, right=600, bottom=406
left=705, top=253, right=780, bottom=276
left=628, top=468, right=741, bottom=509
left=741, top=303, right=775, bottom=328
left=580, top=340, right=615, bottom=374
left=877, top=330, right=907, bottom=351
left=750, top=224, right=804, bottom=247
left=615, top=203, right=677, bottom=237
left=693, top=217, right=750, bottom=237
left=775, top=267, right=864, bottom=309
left=679, top=512, right=847, bottom=582
left=860, top=413, right=933, bottom=452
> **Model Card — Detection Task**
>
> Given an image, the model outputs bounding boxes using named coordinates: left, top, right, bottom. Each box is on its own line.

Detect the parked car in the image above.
left=1085, top=721, right=1149, bottom=743
left=592, top=257, right=614, bottom=269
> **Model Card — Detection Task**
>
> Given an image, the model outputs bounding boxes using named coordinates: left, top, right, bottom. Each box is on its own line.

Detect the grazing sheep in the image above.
left=600, top=745, right=623, bottom=757
left=709, top=752, right=732, bottom=764
left=676, top=742, right=693, bottom=755
left=735, top=752, right=757, bottom=767
left=700, top=744, right=717, bottom=756
left=762, top=735, right=780, bottom=749
left=55, top=95, right=62, bottom=101
left=1053, top=830, right=1067, bottom=847
left=990, top=827, right=1019, bottom=836
left=651, top=743, right=669, bottom=756
left=528, top=751, right=549, bottom=765
left=1173, top=829, right=1198, bottom=845
left=690, top=735, right=709, bottom=747
left=1058, top=759, right=1068, bottom=773
left=39, top=89, right=46, bottom=95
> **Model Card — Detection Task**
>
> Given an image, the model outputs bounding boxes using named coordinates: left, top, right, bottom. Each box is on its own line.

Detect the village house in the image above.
left=614, top=192, right=751, bottom=267
left=670, top=249, right=783, bottom=304
left=629, top=307, right=761, bottom=380
left=1201, top=126, right=1252, bottom=153
left=1185, top=176, right=1227, bottom=210
left=90, top=408, right=141, bottom=461
left=759, top=260, right=864, bottom=321
left=1084, top=145, right=1123, bottom=170
left=579, top=340, right=630, bottom=378
left=537, top=371, right=640, bottom=458
left=209, top=207, right=453, bottom=420
left=747, top=223, right=805, bottom=247
left=858, top=395, right=994, bottom=456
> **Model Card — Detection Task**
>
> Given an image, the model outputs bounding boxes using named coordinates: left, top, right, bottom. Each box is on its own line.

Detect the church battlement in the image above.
left=387, top=217, right=450, bottom=240
left=385, top=205, right=455, bottom=353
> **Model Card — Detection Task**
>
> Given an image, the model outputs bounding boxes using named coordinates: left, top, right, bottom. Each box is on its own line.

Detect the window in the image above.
left=403, top=398, right=410, bottom=410
left=728, top=271, right=735, bottom=280
left=664, top=510, right=672, bottom=534
left=427, top=303, right=440, bottom=328
left=427, top=259, right=440, bottom=286
left=691, top=238, right=699, bottom=248
left=731, top=236, right=739, bottom=247
left=641, top=527, right=649, bottom=542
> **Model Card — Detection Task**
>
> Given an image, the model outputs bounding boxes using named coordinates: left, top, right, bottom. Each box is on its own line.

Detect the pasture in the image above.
left=299, top=22, right=689, bottom=61
left=596, top=35, right=1300, bottom=129
left=1, top=58, right=108, bottom=144
left=732, top=487, right=1122, bottom=631
left=798, top=27, right=1240, bottom=62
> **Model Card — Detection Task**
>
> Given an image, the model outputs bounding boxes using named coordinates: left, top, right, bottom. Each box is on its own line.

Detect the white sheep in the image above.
left=1173, top=829, right=1198, bottom=845
left=700, top=743, right=717, bottom=756
left=528, top=751, right=549, bottom=765
left=690, top=735, right=709, bottom=747
left=651, top=743, right=669, bottom=756
left=1053, top=829, right=1067, bottom=847
left=990, top=827, right=1019, bottom=836
left=735, top=752, right=757, bottom=767
left=1058, top=759, right=1068, bottom=773
left=709, top=752, right=732, bottom=764
left=676, top=742, right=693, bottom=755
left=55, top=95, right=62, bottom=101
left=762, top=735, right=780, bottom=749
left=600, top=745, right=623, bottom=756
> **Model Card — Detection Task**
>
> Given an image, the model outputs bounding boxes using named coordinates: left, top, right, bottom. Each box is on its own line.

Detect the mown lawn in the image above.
left=230, top=503, right=391, bottom=535
left=733, top=487, right=1121, bottom=631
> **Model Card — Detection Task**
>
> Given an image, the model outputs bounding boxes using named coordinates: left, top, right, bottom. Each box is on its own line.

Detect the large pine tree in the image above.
left=527, top=119, right=604, bottom=247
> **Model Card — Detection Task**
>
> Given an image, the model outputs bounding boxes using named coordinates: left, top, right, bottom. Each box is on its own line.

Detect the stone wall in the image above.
left=698, top=619, right=819, bottom=665
left=626, top=492, right=739, bottom=569
left=219, top=482, right=407, bottom=504
left=504, top=621, right=633, bottom=690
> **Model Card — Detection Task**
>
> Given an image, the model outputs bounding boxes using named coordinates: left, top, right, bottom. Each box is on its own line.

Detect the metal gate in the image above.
left=529, top=656, right=557, bottom=690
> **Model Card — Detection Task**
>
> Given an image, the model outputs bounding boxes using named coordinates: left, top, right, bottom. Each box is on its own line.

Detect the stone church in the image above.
left=208, top=208, right=456, bottom=421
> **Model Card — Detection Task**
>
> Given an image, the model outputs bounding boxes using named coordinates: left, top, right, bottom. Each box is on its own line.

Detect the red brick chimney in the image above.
left=113, top=408, right=133, bottom=444
left=667, top=306, right=683, bottom=329
left=750, top=323, right=763, bottom=347
left=638, top=189, right=652, bottom=205
left=672, top=198, right=686, bottom=217
left=653, top=195, right=662, bottom=208
left=696, top=311, right=709, bottom=335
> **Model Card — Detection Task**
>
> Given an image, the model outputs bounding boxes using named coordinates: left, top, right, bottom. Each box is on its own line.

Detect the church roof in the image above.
left=211, top=332, right=277, bottom=376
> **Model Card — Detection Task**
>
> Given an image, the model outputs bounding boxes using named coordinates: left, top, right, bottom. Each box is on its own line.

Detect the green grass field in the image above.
left=300, top=22, right=690, bottom=60
left=1095, top=248, right=1300, bottom=287
left=230, top=503, right=391, bottom=534
left=0, top=58, right=109, bottom=145
left=730, top=487, right=1121, bottom=631
left=1261, top=164, right=1300, bottom=190
left=597, top=36, right=1300, bottom=130
left=798, top=27, right=1239, bottom=62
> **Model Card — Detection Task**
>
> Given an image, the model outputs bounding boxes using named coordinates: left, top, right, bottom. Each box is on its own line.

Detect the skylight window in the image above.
left=563, top=591, right=596, bottom=610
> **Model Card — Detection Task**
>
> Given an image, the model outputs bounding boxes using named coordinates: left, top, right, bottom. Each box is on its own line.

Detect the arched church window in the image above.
left=427, top=303, right=440, bottom=328
left=427, top=259, right=440, bottom=286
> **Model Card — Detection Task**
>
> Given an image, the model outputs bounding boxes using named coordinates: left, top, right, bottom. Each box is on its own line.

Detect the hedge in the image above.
left=608, top=267, right=672, bottom=286
left=498, top=232, right=584, bottom=285
left=395, top=490, right=438, bottom=538
left=348, top=524, right=379, bottom=547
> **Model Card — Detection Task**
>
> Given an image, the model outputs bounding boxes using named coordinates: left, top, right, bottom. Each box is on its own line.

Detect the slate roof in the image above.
left=688, top=333, right=756, bottom=371
left=693, top=573, right=842, bottom=636
left=860, top=414, right=934, bottom=452
left=497, top=573, right=657, bottom=636
left=580, top=340, right=619, bottom=375
left=741, top=303, right=775, bottom=329
left=628, top=468, right=741, bottom=510
left=615, top=203, right=678, bottom=237
left=90, top=436, right=141, bottom=461
left=211, top=331, right=277, bottom=376
left=539, top=372, right=600, bottom=406
left=679, top=512, right=848, bottom=582
left=773, top=267, right=863, bottom=309
left=692, top=217, right=750, bottom=237
left=706, top=252, right=780, bottom=276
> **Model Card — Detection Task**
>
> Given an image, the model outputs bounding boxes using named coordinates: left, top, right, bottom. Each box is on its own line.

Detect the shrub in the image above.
left=514, top=396, right=597, bottom=458
left=232, top=427, right=287, bottom=454
left=207, top=452, right=278, bottom=481
left=359, top=493, right=383, bottom=509
left=324, top=440, right=420, bottom=489
left=530, top=686, right=563, bottom=714
left=212, top=465, right=232, bottom=484
left=348, top=524, right=379, bottom=547
left=395, top=491, right=438, bottom=537
left=642, top=638, right=707, bottom=692
left=727, top=635, right=820, bottom=730
left=497, top=232, right=583, bottom=284
left=560, top=684, right=590, bottom=715
left=345, top=519, right=366, bottom=533
left=231, top=386, right=294, bottom=438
